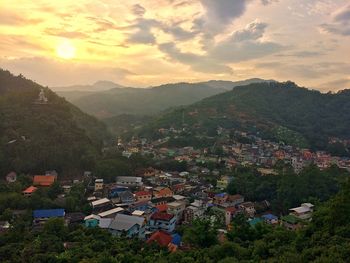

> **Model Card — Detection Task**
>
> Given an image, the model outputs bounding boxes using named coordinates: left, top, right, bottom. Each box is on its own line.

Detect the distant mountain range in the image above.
left=56, top=78, right=274, bottom=118
left=140, top=81, right=350, bottom=152
left=0, top=69, right=109, bottom=175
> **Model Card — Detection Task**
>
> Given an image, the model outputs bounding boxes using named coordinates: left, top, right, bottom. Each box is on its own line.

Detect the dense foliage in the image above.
left=142, top=81, right=350, bottom=153
left=1, top=178, right=349, bottom=263
left=60, top=79, right=271, bottom=119
left=0, top=69, right=109, bottom=176
left=227, top=165, right=348, bottom=214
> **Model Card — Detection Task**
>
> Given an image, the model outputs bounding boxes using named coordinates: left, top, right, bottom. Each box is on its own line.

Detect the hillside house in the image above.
left=22, top=186, right=38, bottom=197
left=148, top=212, right=176, bottom=233
left=33, top=209, right=65, bottom=225
left=116, top=176, right=143, bottom=187
left=33, top=175, right=56, bottom=187
left=109, top=214, right=146, bottom=239
left=135, top=191, right=152, bottom=202
left=289, top=203, right=314, bottom=220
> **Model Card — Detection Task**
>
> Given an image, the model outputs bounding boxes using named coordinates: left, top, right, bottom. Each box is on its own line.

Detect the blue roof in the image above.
left=215, top=193, right=226, bottom=197
left=262, top=214, right=278, bottom=220
left=33, top=209, right=65, bottom=218
left=171, top=233, right=181, bottom=246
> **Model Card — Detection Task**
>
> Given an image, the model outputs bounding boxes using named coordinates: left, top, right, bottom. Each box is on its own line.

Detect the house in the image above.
left=84, top=214, right=100, bottom=228
left=289, top=203, right=314, bottom=220
left=33, top=175, right=56, bottom=187
left=146, top=230, right=180, bottom=252
left=239, top=202, right=256, bottom=218
left=6, top=172, right=17, bottom=183
left=22, top=186, right=38, bottom=197
left=156, top=204, right=168, bottom=213
left=281, top=215, right=301, bottom=230
left=118, top=190, right=135, bottom=203
left=98, top=207, right=124, bottom=218
left=135, top=191, right=152, bottom=202
left=116, top=176, right=143, bottom=187
left=65, top=212, right=86, bottom=225
left=108, top=186, right=128, bottom=199
left=153, top=187, right=173, bottom=198
left=227, top=194, right=244, bottom=206
left=0, top=221, right=10, bottom=234
left=148, top=212, right=176, bottom=233
left=225, top=207, right=238, bottom=226
left=171, top=183, right=186, bottom=194
left=108, top=214, right=146, bottom=239
left=33, top=209, right=65, bottom=225
left=151, top=197, right=175, bottom=206
left=91, top=198, right=113, bottom=213
left=261, top=214, right=279, bottom=225
left=146, top=230, right=172, bottom=247
left=94, top=179, right=104, bottom=191
left=213, top=193, right=228, bottom=205
left=167, top=201, right=186, bottom=223
left=183, top=200, right=206, bottom=224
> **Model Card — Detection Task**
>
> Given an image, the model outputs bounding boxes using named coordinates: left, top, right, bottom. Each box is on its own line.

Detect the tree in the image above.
left=182, top=219, right=218, bottom=248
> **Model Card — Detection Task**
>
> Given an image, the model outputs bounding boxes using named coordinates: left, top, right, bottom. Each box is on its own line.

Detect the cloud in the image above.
left=194, top=0, right=247, bottom=36
left=319, top=4, right=350, bottom=36
left=232, top=20, right=268, bottom=42
left=0, top=9, right=43, bottom=26
left=319, top=78, right=350, bottom=92
left=126, top=18, right=161, bottom=44
left=260, top=0, right=279, bottom=5
left=159, top=42, right=233, bottom=74
left=209, top=20, right=284, bottom=62
left=0, top=57, right=134, bottom=87
left=45, top=28, right=88, bottom=39
left=132, top=4, right=146, bottom=17
left=276, top=51, right=325, bottom=57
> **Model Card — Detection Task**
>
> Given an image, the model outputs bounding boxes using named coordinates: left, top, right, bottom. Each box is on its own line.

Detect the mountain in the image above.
left=53, top=80, right=124, bottom=92
left=0, top=69, right=109, bottom=176
left=58, top=78, right=273, bottom=119
left=140, top=81, right=350, bottom=151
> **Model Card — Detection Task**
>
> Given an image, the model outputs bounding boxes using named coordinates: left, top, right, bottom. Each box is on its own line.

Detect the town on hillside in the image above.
left=2, top=126, right=349, bottom=252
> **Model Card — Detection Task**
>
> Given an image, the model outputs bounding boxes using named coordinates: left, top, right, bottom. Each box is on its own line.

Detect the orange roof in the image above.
left=23, top=186, right=38, bottom=194
left=135, top=191, right=151, bottom=197
left=33, top=175, right=56, bottom=186
left=147, top=230, right=172, bottom=247
left=157, top=188, right=173, bottom=196
left=156, top=204, right=168, bottom=212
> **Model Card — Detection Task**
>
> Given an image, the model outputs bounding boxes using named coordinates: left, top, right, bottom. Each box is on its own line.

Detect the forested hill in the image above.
left=142, top=81, right=350, bottom=151
left=0, top=69, right=109, bottom=176
left=58, top=78, right=272, bottom=118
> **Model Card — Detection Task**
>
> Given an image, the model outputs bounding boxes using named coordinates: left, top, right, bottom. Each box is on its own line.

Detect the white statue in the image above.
left=38, top=88, right=48, bottom=103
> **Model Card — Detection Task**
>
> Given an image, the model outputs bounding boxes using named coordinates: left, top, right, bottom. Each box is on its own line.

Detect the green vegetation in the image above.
left=142, top=81, right=350, bottom=153
left=59, top=78, right=272, bottom=119
left=1, top=177, right=350, bottom=262
left=227, top=165, right=348, bottom=214
left=0, top=69, right=109, bottom=176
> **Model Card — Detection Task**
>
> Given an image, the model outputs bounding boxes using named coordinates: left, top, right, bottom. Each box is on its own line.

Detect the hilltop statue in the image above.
left=37, top=88, right=48, bottom=104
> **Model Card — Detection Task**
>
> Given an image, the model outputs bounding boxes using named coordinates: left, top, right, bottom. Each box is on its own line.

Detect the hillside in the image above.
left=0, top=69, right=109, bottom=176
left=141, top=81, right=350, bottom=151
left=58, top=78, right=272, bottom=118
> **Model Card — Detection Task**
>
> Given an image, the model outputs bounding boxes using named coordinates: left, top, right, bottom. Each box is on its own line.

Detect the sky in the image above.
left=0, top=0, right=349, bottom=91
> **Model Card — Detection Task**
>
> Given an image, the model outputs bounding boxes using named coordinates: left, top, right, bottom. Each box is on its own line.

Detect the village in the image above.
left=2, top=126, right=349, bottom=252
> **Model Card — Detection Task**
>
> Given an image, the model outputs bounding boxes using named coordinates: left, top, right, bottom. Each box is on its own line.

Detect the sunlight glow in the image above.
left=56, top=39, right=76, bottom=59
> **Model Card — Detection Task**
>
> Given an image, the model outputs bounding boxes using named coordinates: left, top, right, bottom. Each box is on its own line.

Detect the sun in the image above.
left=56, top=39, right=76, bottom=59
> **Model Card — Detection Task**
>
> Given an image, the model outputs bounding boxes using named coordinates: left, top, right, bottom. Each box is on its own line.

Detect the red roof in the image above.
left=33, top=175, right=56, bottom=186
left=22, top=186, right=38, bottom=194
left=225, top=207, right=237, bottom=213
left=156, top=204, right=168, bottom=212
left=135, top=191, right=151, bottom=197
left=151, top=212, right=174, bottom=221
left=147, top=230, right=172, bottom=247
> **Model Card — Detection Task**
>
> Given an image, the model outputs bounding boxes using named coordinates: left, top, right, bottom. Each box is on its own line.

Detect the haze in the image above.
left=0, top=0, right=349, bottom=91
